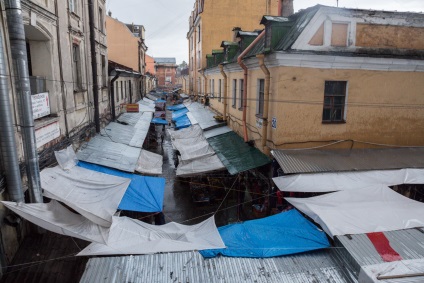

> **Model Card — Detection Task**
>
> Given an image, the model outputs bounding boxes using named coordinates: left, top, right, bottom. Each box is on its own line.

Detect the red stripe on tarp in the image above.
left=367, top=232, right=402, bottom=262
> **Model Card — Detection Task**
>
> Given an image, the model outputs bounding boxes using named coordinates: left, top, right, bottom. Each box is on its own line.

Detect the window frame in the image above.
left=218, top=79, right=222, bottom=102
left=72, top=43, right=82, bottom=91
left=238, top=79, right=244, bottom=110
left=69, top=0, right=77, bottom=14
left=232, top=79, right=237, bottom=108
left=322, top=80, right=348, bottom=123
left=256, top=79, right=265, bottom=117
left=98, top=7, right=104, bottom=33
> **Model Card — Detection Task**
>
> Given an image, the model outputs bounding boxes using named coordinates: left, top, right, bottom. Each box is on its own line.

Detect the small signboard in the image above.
left=272, top=117, right=277, bottom=129
left=35, top=121, right=60, bottom=148
left=125, top=104, right=139, bottom=113
left=32, top=92, right=50, bottom=119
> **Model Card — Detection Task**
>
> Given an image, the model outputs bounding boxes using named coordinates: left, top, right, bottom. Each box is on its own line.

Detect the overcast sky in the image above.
left=106, top=0, right=424, bottom=65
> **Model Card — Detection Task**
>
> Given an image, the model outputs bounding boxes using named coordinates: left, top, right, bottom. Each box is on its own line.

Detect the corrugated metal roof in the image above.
left=272, top=148, right=424, bottom=174
left=185, top=102, right=225, bottom=131
left=335, top=229, right=424, bottom=276
left=80, top=250, right=357, bottom=283
left=97, top=122, right=147, bottom=148
left=260, top=15, right=290, bottom=24
left=154, top=57, right=176, bottom=64
left=203, top=126, right=232, bottom=139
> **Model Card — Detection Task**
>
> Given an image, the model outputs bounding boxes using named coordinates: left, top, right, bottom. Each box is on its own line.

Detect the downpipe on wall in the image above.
left=257, top=54, right=271, bottom=155
left=219, top=64, right=227, bottom=121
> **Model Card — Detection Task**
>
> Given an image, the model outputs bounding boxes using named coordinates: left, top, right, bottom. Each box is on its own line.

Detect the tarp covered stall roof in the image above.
left=117, top=112, right=144, bottom=126
left=136, top=149, right=163, bottom=175
left=171, top=108, right=189, bottom=121
left=76, top=136, right=141, bottom=172
left=272, top=148, right=424, bottom=174
left=146, top=94, right=158, bottom=101
left=77, top=162, right=165, bottom=213
left=176, top=154, right=225, bottom=177
left=359, top=259, right=424, bottom=283
left=286, top=185, right=424, bottom=238
left=185, top=102, right=225, bottom=131
left=151, top=118, right=168, bottom=125
left=97, top=122, right=147, bottom=148
left=203, top=126, right=232, bottom=139
left=186, top=112, right=199, bottom=125
left=180, top=93, right=189, bottom=98
left=172, top=136, right=214, bottom=161
left=40, top=166, right=130, bottom=227
left=200, top=209, right=329, bottom=258
left=207, top=131, right=271, bottom=175
left=2, top=201, right=109, bottom=244
left=78, top=216, right=225, bottom=256
left=273, top=168, right=424, bottom=193
left=167, top=104, right=186, bottom=111
left=174, top=115, right=191, bottom=130
left=168, top=125, right=203, bottom=140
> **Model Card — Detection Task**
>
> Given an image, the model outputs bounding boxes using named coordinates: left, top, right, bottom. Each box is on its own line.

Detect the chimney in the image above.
left=232, top=27, right=241, bottom=42
left=279, top=0, right=294, bottom=17
left=108, top=10, right=112, bottom=16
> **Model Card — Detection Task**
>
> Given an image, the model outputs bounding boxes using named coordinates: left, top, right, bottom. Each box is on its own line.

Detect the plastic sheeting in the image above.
left=167, top=104, right=186, bottom=111
left=172, top=108, right=189, bottom=121
left=136, top=149, right=163, bottom=175
left=207, top=131, right=271, bottom=175
left=273, top=168, right=424, bottom=193
left=41, top=166, right=131, bottom=227
left=175, top=115, right=191, bottom=129
left=77, top=216, right=225, bottom=256
left=359, top=259, right=424, bottom=283
left=169, top=125, right=215, bottom=161
left=286, top=185, right=424, bottom=238
left=2, top=201, right=108, bottom=244
left=151, top=118, right=168, bottom=125
left=168, top=125, right=203, bottom=140
left=76, top=136, right=141, bottom=172
left=186, top=112, right=199, bottom=125
left=185, top=102, right=224, bottom=130
left=200, top=209, right=329, bottom=258
left=77, top=161, right=164, bottom=213
left=176, top=154, right=225, bottom=177
left=98, top=122, right=147, bottom=148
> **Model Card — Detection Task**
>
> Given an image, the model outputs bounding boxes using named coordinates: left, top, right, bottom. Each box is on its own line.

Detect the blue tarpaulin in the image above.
left=199, top=209, right=329, bottom=258
left=174, top=115, right=191, bottom=130
left=151, top=118, right=168, bottom=125
left=172, top=108, right=189, bottom=121
left=167, top=104, right=186, bottom=111
left=77, top=161, right=165, bottom=213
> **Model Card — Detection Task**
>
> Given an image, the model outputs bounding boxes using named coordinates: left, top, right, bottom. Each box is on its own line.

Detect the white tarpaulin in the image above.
left=186, top=112, right=198, bottom=125
left=359, top=259, right=424, bottom=283
left=77, top=216, right=225, bottom=256
left=136, top=149, right=163, bottom=175
left=286, top=185, right=424, bottom=238
left=2, top=201, right=108, bottom=244
left=98, top=122, right=147, bottom=148
left=177, top=154, right=225, bottom=176
left=41, top=166, right=131, bottom=227
left=273, top=168, right=424, bottom=193
left=168, top=125, right=203, bottom=140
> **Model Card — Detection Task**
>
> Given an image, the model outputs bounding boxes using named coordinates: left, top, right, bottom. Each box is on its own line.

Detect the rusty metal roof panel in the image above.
left=80, top=250, right=357, bottom=283
left=271, top=148, right=424, bottom=174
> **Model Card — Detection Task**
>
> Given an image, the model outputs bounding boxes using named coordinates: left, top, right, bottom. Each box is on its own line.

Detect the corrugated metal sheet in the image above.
left=117, top=112, right=144, bottom=126
left=97, top=122, right=147, bottom=148
left=80, top=250, right=357, bottom=283
left=76, top=136, right=141, bottom=172
left=335, top=229, right=424, bottom=276
left=185, top=102, right=225, bottom=131
left=203, top=126, right=232, bottom=139
left=272, top=148, right=424, bottom=174
left=146, top=94, right=158, bottom=101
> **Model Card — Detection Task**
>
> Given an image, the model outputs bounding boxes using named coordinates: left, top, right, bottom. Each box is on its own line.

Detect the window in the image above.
left=98, top=7, right=104, bottom=33
left=322, top=81, right=347, bottom=123
left=257, top=79, right=265, bottom=116
left=331, top=23, right=348, bottom=47
left=69, top=0, right=77, bottom=14
left=128, top=80, right=132, bottom=102
left=218, top=79, right=222, bottom=102
left=101, top=55, right=107, bottom=87
left=115, top=81, right=119, bottom=102
left=232, top=79, right=237, bottom=108
left=120, top=81, right=123, bottom=100
left=197, top=51, right=200, bottom=68
left=72, top=44, right=82, bottom=90
left=198, top=25, right=201, bottom=42
left=239, top=79, right=244, bottom=110
left=211, top=79, right=214, bottom=97
left=124, top=81, right=127, bottom=99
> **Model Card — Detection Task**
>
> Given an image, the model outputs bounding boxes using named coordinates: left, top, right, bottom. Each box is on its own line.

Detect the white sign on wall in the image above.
left=35, top=121, right=60, bottom=148
left=32, top=92, right=50, bottom=119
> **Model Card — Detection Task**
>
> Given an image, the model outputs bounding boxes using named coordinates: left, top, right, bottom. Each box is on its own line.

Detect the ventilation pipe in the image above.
left=218, top=64, right=227, bottom=121
left=88, top=0, right=100, bottom=133
left=237, top=30, right=265, bottom=142
left=257, top=54, right=271, bottom=154
left=0, top=26, right=24, bottom=202
left=5, top=0, right=42, bottom=203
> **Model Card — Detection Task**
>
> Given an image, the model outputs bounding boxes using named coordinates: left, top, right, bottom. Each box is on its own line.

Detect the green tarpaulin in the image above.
left=207, top=131, right=271, bottom=175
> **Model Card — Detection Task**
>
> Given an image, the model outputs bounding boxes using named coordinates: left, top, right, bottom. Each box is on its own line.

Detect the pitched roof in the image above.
left=154, top=57, right=176, bottom=64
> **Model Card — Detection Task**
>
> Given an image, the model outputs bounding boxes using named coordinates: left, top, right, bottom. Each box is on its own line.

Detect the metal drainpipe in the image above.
left=110, top=71, right=121, bottom=121
left=5, top=0, right=42, bottom=203
left=219, top=64, right=227, bottom=121
left=237, top=30, right=266, bottom=142
left=257, top=54, right=271, bottom=154
left=0, top=24, right=24, bottom=202
left=88, top=0, right=100, bottom=133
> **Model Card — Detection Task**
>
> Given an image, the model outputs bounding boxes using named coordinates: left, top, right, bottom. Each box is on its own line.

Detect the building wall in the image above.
left=106, top=16, right=140, bottom=71
left=156, top=65, right=177, bottom=87
left=145, top=54, right=155, bottom=75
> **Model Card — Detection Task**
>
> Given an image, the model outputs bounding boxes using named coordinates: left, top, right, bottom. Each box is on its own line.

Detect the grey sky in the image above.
left=106, top=0, right=424, bottom=65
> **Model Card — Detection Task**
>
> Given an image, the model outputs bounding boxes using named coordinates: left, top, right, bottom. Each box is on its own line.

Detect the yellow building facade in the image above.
left=187, top=0, right=285, bottom=96
left=204, top=6, right=424, bottom=154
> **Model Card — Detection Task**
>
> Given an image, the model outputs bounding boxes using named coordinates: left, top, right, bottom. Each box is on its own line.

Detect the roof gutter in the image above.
left=219, top=64, right=227, bottom=121
left=257, top=54, right=270, bottom=155
left=237, top=30, right=265, bottom=142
